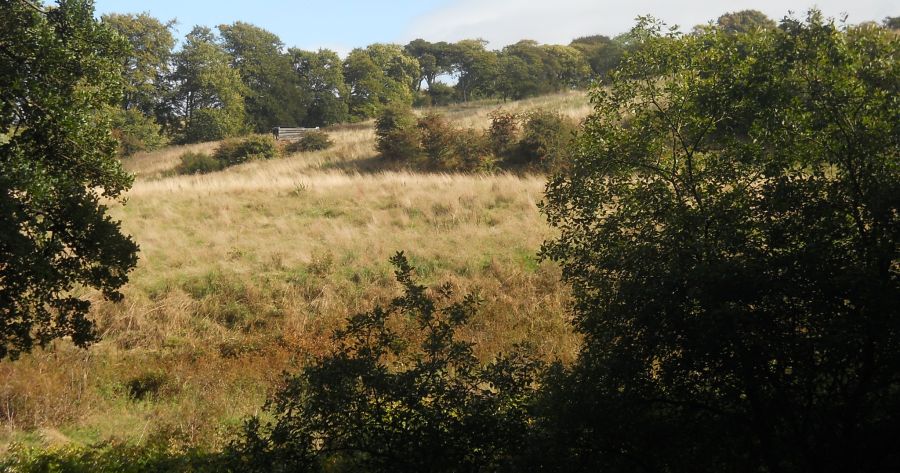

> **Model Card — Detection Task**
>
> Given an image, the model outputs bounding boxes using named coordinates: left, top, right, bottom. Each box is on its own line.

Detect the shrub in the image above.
left=487, top=109, right=520, bottom=159
left=284, top=130, right=334, bottom=153
left=213, top=134, right=281, bottom=167
left=453, top=128, right=495, bottom=172
left=110, top=108, right=167, bottom=156
left=175, top=152, right=221, bottom=175
left=428, top=82, right=458, bottom=106
left=231, top=253, right=543, bottom=472
left=182, top=108, right=246, bottom=144
left=417, top=112, right=455, bottom=170
left=125, top=372, right=168, bottom=401
left=375, top=103, right=422, bottom=162
left=516, top=109, right=576, bottom=170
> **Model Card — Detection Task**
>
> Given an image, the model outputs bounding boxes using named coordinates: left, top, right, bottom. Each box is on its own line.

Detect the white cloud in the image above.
left=405, top=0, right=896, bottom=47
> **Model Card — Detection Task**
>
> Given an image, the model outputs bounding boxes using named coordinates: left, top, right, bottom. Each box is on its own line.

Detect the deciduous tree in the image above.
left=0, top=0, right=139, bottom=359
left=540, top=13, right=899, bottom=472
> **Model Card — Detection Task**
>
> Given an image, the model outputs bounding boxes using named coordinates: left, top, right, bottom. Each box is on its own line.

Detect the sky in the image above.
left=94, top=0, right=896, bottom=55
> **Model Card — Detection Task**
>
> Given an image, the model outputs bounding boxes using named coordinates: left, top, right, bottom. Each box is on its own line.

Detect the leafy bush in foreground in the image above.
left=231, top=253, right=543, bottom=473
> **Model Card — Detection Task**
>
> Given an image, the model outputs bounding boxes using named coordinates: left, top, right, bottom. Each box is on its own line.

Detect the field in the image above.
left=0, top=91, right=589, bottom=450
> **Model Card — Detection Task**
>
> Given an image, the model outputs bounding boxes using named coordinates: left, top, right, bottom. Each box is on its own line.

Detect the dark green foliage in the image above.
left=126, top=371, right=168, bottom=401
left=213, top=135, right=281, bottom=167
left=427, top=82, right=457, bottom=106
left=375, top=103, right=421, bottom=162
left=0, top=0, right=139, bottom=360
left=175, top=152, right=221, bottom=175
left=219, top=22, right=309, bottom=132
left=515, top=110, right=576, bottom=170
left=885, top=16, right=900, bottom=30
left=290, top=48, right=349, bottom=127
left=231, top=253, right=543, bottom=473
left=539, top=12, right=900, bottom=473
left=171, top=26, right=247, bottom=143
left=285, top=131, right=334, bottom=153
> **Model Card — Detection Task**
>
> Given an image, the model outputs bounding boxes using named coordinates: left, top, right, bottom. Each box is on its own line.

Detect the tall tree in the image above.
left=100, top=12, right=175, bottom=119
left=219, top=22, right=308, bottom=131
left=343, top=44, right=418, bottom=120
left=0, top=0, right=139, bottom=360
left=404, top=39, right=454, bottom=91
left=289, top=48, right=348, bottom=127
left=101, top=12, right=175, bottom=154
left=539, top=13, right=899, bottom=472
left=170, top=26, right=247, bottom=143
left=450, top=39, right=498, bottom=102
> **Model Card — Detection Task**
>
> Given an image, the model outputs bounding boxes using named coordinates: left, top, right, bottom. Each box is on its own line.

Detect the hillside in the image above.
left=0, top=91, right=589, bottom=450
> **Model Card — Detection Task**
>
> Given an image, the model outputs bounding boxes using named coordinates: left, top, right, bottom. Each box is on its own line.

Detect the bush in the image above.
left=175, top=152, right=221, bottom=175
left=375, top=103, right=422, bottom=162
left=284, top=130, right=334, bottom=153
left=417, top=112, right=455, bottom=170
left=213, top=134, right=281, bottom=167
left=516, top=110, right=576, bottom=170
left=452, top=128, right=495, bottom=172
left=488, top=109, right=520, bottom=159
left=110, top=108, right=167, bottom=156
left=231, top=253, right=543, bottom=473
left=428, top=82, right=458, bottom=106
left=182, top=108, right=246, bottom=144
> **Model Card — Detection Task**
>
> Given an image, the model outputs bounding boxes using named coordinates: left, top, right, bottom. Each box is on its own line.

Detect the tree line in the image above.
left=101, top=9, right=796, bottom=153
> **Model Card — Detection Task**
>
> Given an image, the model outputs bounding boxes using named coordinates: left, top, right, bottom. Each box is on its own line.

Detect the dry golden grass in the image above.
left=0, top=91, right=588, bottom=450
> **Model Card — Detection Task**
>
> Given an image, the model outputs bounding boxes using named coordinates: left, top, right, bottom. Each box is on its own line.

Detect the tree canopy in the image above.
left=540, top=12, right=900, bottom=472
left=0, top=0, right=139, bottom=360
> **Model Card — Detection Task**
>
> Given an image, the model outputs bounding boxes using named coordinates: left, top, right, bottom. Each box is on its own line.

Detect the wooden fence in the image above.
left=271, top=127, right=319, bottom=141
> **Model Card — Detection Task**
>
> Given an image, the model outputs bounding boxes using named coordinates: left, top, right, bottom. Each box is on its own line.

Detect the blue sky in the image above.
left=94, top=0, right=896, bottom=55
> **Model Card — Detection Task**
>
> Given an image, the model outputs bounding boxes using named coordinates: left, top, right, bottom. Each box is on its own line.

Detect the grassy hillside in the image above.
left=0, top=91, right=589, bottom=451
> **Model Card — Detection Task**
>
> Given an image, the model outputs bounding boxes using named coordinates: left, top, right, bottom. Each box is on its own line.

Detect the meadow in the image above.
left=0, top=91, right=589, bottom=451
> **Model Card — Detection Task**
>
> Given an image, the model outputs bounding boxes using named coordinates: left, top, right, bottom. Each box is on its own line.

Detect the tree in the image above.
left=343, top=44, right=417, bottom=120
left=170, top=26, right=247, bottom=143
left=539, top=13, right=899, bottom=473
left=716, top=9, right=777, bottom=34
left=884, top=16, right=900, bottom=30
left=232, top=253, right=541, bottom=473
left=290, top=48, right=348, bottom=127
left=219, top=22, right=308, bottom=131
left=100, top=12, right=175, bottom=119
left=543, top=44, right=591, bottom=90
left=374, top=102, right=421, bottom=162
left=405, top=39, right=455, bottom=92
left=570, top=35, right=625, bottom=81
left=450, top=39, right=498, bottom=102
left=0, top=0, right=139, bottom=360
